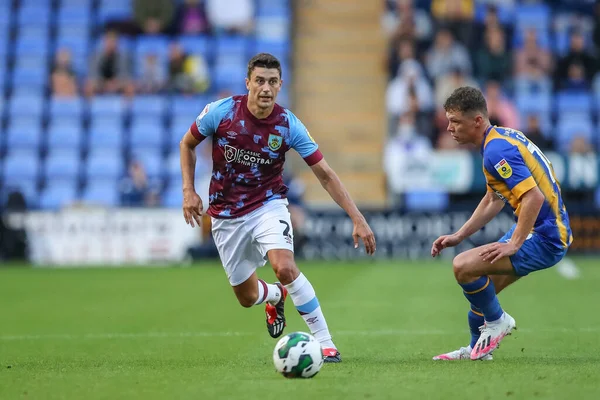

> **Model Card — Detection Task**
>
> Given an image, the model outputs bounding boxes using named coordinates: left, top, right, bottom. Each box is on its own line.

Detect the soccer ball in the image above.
left=272, top=332, right=323, bottom=378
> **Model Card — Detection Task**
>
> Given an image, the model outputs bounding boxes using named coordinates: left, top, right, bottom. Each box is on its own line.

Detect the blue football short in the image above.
left=498, top=224, right=568, bottom=277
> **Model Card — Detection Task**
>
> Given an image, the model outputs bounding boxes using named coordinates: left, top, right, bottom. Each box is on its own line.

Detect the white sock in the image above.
left=255, top=279, right=282, bottom=305
left=285, top=273, right=335, bottom=349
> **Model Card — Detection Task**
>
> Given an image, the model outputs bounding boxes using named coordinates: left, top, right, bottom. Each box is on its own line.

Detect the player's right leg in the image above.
left=211, top=216, right=286, bottom=336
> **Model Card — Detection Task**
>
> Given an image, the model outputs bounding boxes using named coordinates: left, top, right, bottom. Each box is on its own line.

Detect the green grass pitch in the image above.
left=1, top=258, right=599, bottom=400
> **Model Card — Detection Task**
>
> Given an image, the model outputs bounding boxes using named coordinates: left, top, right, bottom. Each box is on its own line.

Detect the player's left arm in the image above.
left=480, top=140, right=545, bottom=263
left=287, top=111, right=376, bottom=255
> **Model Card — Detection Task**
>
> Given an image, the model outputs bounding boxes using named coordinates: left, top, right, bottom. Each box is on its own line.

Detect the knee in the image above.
left=237, top=293, right=257, bottom=308
left=453, top=254, right=471, bottom=283
left=272, top=258, right=298, bottom=285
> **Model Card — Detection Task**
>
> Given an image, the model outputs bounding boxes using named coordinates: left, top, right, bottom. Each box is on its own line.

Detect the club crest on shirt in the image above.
left=224, top=145, right=238, bottom=162
left=494, top=158, right=512, bottom=179
left=268, top=134, right=282, bottom=151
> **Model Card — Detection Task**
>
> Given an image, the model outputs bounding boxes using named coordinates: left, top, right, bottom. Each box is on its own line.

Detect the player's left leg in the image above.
left=452, top=246, right=518, bottom=360
left=267, top=249, right=341, bottom=363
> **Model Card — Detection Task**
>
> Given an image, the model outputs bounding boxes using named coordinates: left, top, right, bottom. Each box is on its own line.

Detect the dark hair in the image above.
left=247, top=53, right=282, bottom=79
left=443, top=86, right=488, bottom=116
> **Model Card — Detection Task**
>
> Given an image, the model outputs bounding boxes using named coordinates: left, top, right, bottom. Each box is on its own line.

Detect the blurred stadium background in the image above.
left=2, top=1, right=600, bottom=399
left=1, top=0, right=598, bottom=265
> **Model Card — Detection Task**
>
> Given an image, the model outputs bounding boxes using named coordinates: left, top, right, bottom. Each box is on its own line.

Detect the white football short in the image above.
left=211, top=199, right=294, bottom=286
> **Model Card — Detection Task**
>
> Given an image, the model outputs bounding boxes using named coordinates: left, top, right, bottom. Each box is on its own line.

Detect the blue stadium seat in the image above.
left=45, top=153, right=80, bottom=180
left=162, top=186, right=183, bottom=208
left=136, top=36, right=170, bottom=57
left=172, top=96, right=211, bottom=117
left=512, top=28, right=551, bottom=50
left=89, top=96, right=126, bottom=118
left=252, top=38, right=291, bottom=61
left=473, top=2, right=515, bottom=25
left=178, top=35, right=213, bottom=59
left=85, top=153, right=124, bottom=179
left=88, top=121, right=124, bottom=150
left=6, top=119, right=41, bottom=149
left=47, top=123, right=83, bottom=150
left=9, top=94, right=44, bottom=119
left=129, top=118, right=164, bottom=149
left=61, top=0, right=93, bottom=7
left=39, top=182, right=78, bottom=209
left=46, top=148, right=80, bottom=160
left=555, top=91, right=593, bottom=114
left=96, top=0, right=133, bottom=24
left=19, top=24, right=49, bottom=40
left=81, top=179, right=119, bottom=206
left=405, top=190, right=449, bottom=212
left=3, top=153, right=39, bottom=180
left=49, top=97, right=85, bottom=119
left=515, top=92, right=551, bottom=114
left=217, top=35, right=250, bottom=57
left=131, top=96, right=168, bottom=117
left=131, top=150, right=163, bottom=179
left=11, top=86, right=45, bottom=98
left=213, top=64, right=247, bottom=93
left=57, top=6, right=91, bottom=26
left=165, top=152, right=181, bottom=178
left=14, top=36, right=50, bottom=57
left=18, top=6, right=52, bottom=27
left=55, top=35, right=89, bottom=61
left=514, top=4, right=550, bottom=31
left=11, top=68, right=47, bottom=89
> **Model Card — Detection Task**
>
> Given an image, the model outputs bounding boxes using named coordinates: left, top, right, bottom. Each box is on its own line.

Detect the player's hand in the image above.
left=352, top=217, right=376, bottom=255
left=431, top=234, right=463, bottom=258
left=183, top=189, right=203, bottom=228
left=478, top=242, right=519, bottom=264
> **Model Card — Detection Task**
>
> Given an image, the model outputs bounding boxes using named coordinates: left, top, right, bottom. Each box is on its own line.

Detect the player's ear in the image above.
left=245, top=78, right=250, bottom=91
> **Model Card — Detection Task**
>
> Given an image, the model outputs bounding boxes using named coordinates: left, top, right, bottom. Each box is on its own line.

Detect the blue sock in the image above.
left=460, top=276, right=503, bottom=322
left=468, top=307, right=484, bottom=348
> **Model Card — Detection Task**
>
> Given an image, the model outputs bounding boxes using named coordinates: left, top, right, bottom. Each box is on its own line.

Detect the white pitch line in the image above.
left=1, top=327, right=599, bottom=341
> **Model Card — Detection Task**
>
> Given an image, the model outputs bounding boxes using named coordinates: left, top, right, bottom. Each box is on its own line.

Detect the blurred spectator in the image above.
left=134, top=0, right=175, bottom=35
left=524, top=114, right=554, bottom=152
left=51, top=48, right=78, bottom=98
left=554, top=31, right=597, bottom=89
left=206, top=0, right=254, bottom=35
left=168, top=43, right=210, bottom=94
left=563, top=62, right=591, bottom=91
left=434, top=67, right=479, bottom=108
left=425, top=28, right=472, bottom=83
left=386, top=59, right=433, bottom=119
left=476, top=27, right=511, bottom=83
left=430, top=0, right=474, bottom=45
left=384, top=112, right=433, bottom=193
left=382, top=0, right=433, bottom=49
left=474, top=4, right=513, bottom=50
left=485, top=80, right=520, bottom=128
left=514, top=28, right=553, bottom=77
left=570, top=135, right=594, bottom=154
left=173, top=0, right=211, bottom=35
left=138, top=54, right=167, bottom=94
left=119, top=160, right=160, bottom=207
left=283, top=171, right=308, bottom=253
left=388, top=38, right=418, bottom=80
left=85, top=31, right=133, bottom=97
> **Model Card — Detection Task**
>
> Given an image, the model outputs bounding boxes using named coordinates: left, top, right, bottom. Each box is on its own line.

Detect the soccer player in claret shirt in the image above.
left=179, top=53, right=376, bottom=363
left=431, top=87, right=572, bottom=361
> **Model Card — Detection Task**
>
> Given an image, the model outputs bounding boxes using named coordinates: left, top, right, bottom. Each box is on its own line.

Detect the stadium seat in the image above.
left=6, top=119, right=42, bottom=149
left=89, top=96, right=127, bottom=118
left=217, top=35, right=250, bottom=57
left=555, top=91, right=593, bottom=114
left=88, top=121, right=124, bottom=150
left=405, top=190, right=450, bottom=212
left=172, top=96, right=212, bottom=117
left=44, top=153, right=80, bottom=180
left=57, top=6, right=91, bottom=26
left=130, top=150, right=163, bottom=179
left=556, top=117, right=594, bottom=151
left=18, top=6, right=52, bottom=27
left=85, top=153, right=124, bottom=179
left=162, top=186, right=183, bottom=208
left=49, top=97, right=85, bottom=119
left=3, top=153, right=39, bottom=180
left=177, top=35, right=214, bottom=59
left=515, top=92, right=551, bottom=115
left=514, top=4, right=550, bottom=31
left=81, top=179, right=119, bottom=206
left=11, top=68, right=47, bottom=89
left=131, top=96, right=168, bottom=117
left=129, top=118, right=164, bottom=149
left=39, top=182, right=78, bottom=209
left=251, top=38, right=291, bottom=61
left=47, top=123, right=83, bottom=150
left=9, top=94, right=44, bottom=119
left=96, top=0, right=133, bottom=25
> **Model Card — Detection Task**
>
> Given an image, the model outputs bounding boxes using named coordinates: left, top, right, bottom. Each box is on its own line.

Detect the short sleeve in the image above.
left=190, top=97, right=233, bottom=140
left=287, top=110, right=323, bottom=166
left=484, top=139, right=537, bottom=199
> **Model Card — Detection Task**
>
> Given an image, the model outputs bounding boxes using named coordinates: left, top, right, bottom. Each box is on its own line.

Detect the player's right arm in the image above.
left=431, top=190, right=504, bottom=257
left=180, top=98, right=231, bottom=227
